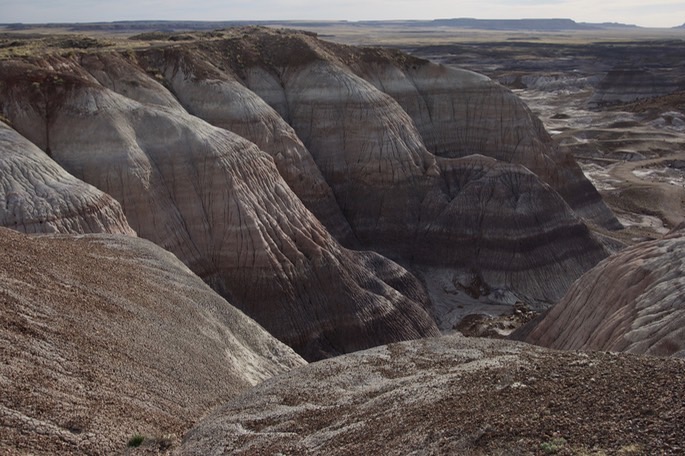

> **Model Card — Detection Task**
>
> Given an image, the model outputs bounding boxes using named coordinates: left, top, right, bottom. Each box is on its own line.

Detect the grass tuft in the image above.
left=127, top=434, right=145, bottom=448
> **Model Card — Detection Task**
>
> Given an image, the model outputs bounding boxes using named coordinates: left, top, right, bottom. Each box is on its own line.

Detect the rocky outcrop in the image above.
left=181, top=334, right=685, bottom=455
left=0, top=228, right=304, bottom=455
left=0, top=54, right=439, bottom=361
left=520, top=228, right=685, bottom=357
left=0, top=121, right=134, bottom=235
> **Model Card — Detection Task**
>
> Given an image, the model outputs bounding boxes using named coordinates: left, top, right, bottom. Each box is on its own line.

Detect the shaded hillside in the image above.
left=182, top=335, right=685, bottom=455
left=0, top=44, right=441, bottom=361
left=0, top=228, right=304, bottom=455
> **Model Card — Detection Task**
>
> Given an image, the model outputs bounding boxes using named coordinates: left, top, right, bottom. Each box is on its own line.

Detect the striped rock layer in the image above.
left=521, top=228, right=685, bottom=357
left=0, top=28, right=617, bottom=355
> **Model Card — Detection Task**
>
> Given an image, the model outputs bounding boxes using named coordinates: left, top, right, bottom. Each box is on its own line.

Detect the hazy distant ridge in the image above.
left=1, top=18, right=643, bottom=33
left=427, top=18, right=598, bottom=30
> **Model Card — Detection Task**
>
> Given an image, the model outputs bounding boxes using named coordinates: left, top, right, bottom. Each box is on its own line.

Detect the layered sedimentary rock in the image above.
left=589, top=68, right=683, bottom=108
left=181, top=334, right=685, bottom=455
left=520, top=228, right=685, bottom=357
left=232, top=30, right=611, bottom=303
left=0, top=228, right=304, bottom=454
left=110, top=48, right=355, bottom=243
left=415, top=156, right=607, bottom=306
left=0, top=54, right=439, bottom=360
left=340, top=47, right=620, bottom=230
left=79, top=52, right=184, bottom=109
left=0, top=121, right=134, bottom=235
left=0, top=28, right=618, bottom=356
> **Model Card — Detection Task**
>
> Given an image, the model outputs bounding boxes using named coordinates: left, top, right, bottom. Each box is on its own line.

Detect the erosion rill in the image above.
left=0, top=27, right=620, bottom=355
left=0, top=122, right=134, bottom=235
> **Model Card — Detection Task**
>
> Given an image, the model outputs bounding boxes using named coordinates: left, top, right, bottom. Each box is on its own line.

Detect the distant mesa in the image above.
left=428, top=18, right=598, bottom=31
left=0, top=18, right=643, bottom=33
left=589, top=67, right=684, bottom=108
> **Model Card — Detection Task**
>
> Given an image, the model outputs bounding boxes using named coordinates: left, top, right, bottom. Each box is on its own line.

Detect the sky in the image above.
left=1, top=0, right=684, bottom=28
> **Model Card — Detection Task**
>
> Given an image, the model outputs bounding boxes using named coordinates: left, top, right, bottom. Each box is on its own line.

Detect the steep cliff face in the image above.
left=0, top=54, right=439, bottom=361
left=0, top=28, right=617, bottom=356
left=0, top=228, right=304, bottom=454
left=0, top=121, right=134, bottom=235
left=520, top=228, right=685, bottom=357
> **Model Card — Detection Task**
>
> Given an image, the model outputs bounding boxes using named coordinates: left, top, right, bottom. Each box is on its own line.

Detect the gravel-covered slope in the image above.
left=182, top=334, right=685, bottom=455
left=0, top=228, right=304, bottom=455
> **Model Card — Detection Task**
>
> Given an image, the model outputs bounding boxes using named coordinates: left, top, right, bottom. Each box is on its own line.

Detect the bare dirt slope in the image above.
left=182, top=334, right=685, bottom=455
left=0, top=228, right=304, bottom=455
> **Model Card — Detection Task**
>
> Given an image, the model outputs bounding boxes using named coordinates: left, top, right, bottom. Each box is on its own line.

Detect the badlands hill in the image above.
left=0, top=122, right=134, bottom=235
left=0, top=227, right=304, bottom=454
left=1, top=26, right=683, bottom=456
left=0, top=27, right=619, bottom=358
left=519, top=227, right=685, bottom=357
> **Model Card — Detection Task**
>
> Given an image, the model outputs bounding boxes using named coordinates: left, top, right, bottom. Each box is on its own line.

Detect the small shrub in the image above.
left=57, top=37, right=105, bottom=49
left=541, top=437, right=567, bottom=454
left=128, top=434, right=145, bottom=448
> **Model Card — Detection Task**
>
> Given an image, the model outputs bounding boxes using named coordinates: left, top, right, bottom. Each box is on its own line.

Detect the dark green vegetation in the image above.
left=127, top=434, right=144, bottom=448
